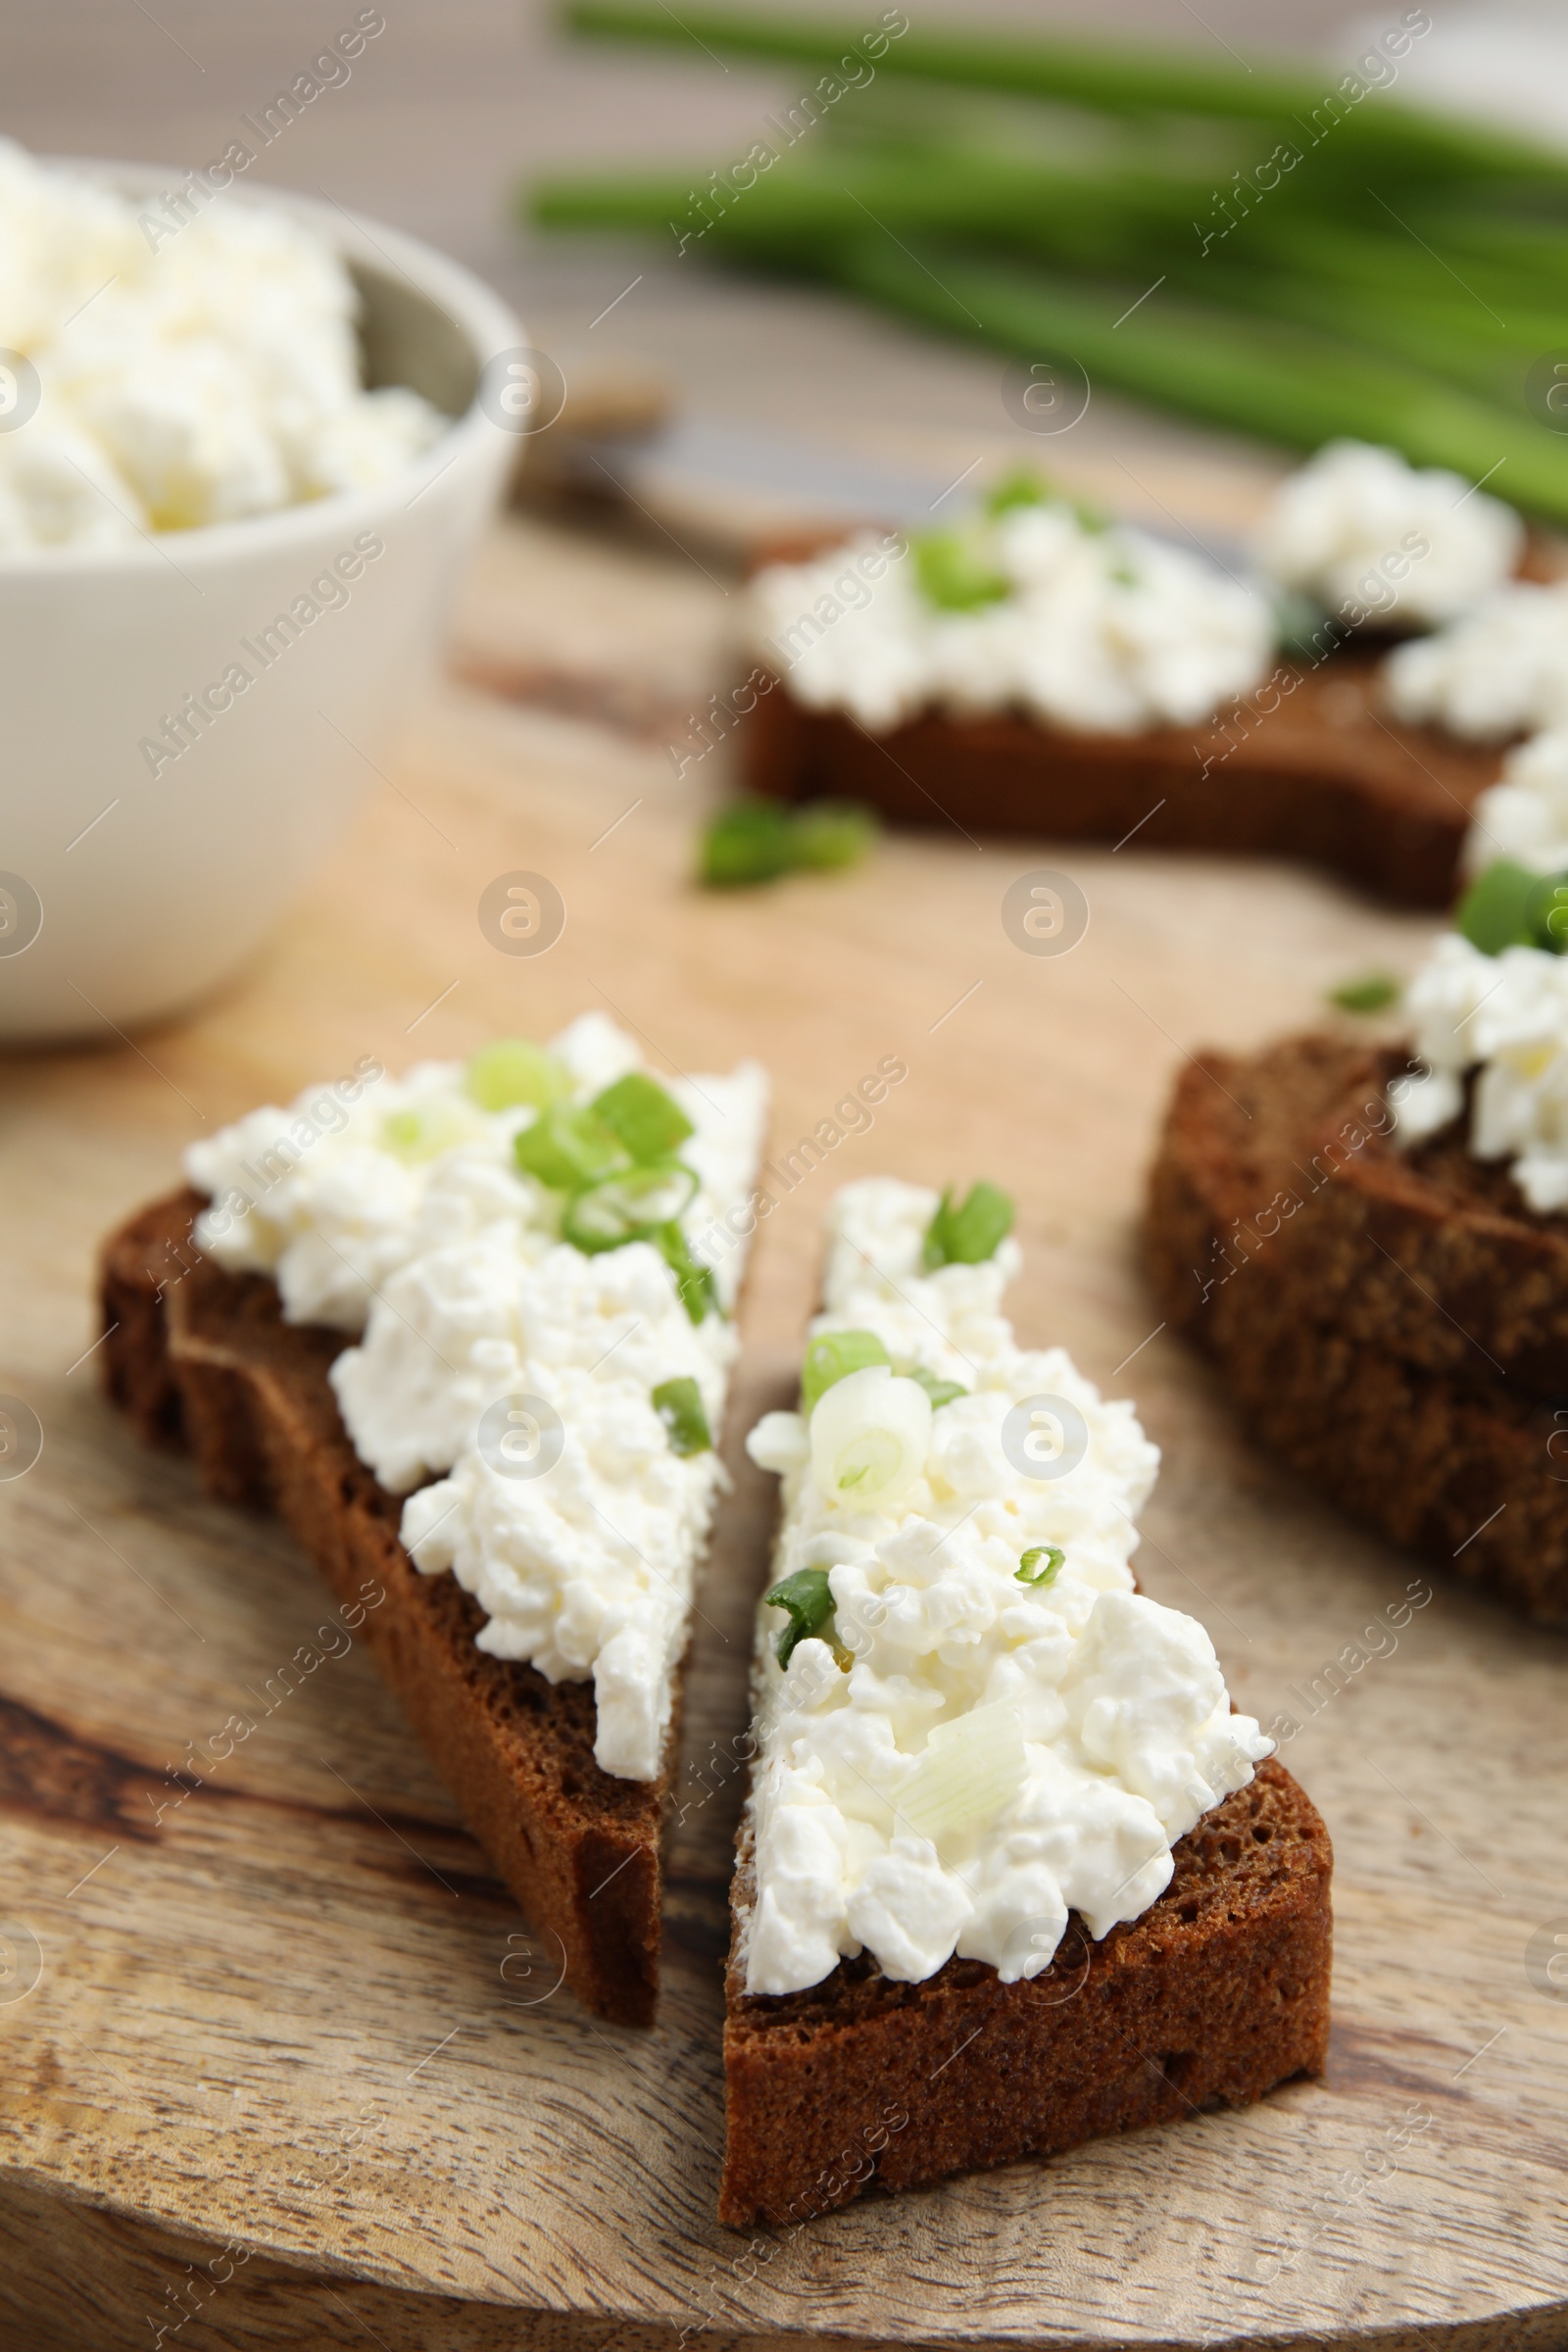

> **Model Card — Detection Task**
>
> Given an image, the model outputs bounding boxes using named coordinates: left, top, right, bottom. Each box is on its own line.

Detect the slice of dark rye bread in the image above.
left=740, top=647, right=1499, bottom=908
left=100, top=1188, right=683, bottom=2027
left=718, top=1759, right=1331, bottom=2228
left=1146, top=1035, right=1568, bottom=1624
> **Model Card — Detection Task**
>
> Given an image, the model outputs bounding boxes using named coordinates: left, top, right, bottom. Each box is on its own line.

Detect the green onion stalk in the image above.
left=560, top=1, right=1568, bottom=190
left=532, top=2, right=1568, bottom=516
left=824, top=239, right=1568, bottom=525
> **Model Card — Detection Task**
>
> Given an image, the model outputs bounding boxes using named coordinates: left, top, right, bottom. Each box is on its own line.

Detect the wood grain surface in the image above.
left=3, top=508, right=1568, bottom=2351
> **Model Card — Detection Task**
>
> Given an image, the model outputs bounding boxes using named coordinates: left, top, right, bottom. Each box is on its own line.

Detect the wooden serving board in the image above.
left=3, top=511, right=1566, bottom=2351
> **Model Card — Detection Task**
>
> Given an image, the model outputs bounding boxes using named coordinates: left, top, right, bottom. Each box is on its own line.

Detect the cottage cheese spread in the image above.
left=188, top=1015, right=644, bottom=1331
left=1258, top=439, right=1522, bottom=627
left=187, top=1016, right=770, bottom=1781
left=1463, top=730, right=1568, bottom=877
left=0, top=139, right=443, bottom=549
left=1384, top=582, right=1568, bottom=741
left=1394, top=933, right=1568, bottom=1211
left=739, top=1179, right=1270, bottom=1997
left=750, top=505, right=1275, bottom=737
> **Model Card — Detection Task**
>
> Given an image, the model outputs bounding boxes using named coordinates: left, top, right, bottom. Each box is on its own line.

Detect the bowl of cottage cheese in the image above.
left=0, top=142, right=521, bottom=1043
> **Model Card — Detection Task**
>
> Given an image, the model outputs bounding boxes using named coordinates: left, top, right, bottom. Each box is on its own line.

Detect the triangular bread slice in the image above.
left=102, top=1189, right=673, bottom=2025
left=1146, top=1033, right=1568, bottom=1622
left=743, top=648, right=1497, bottom=909
left=720, top=1758, right=1331, bottom=2226
left=716, top=1182, right=1332, bottom=2226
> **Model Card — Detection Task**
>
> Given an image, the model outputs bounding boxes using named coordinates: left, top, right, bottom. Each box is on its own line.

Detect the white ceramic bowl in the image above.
left=0, top=171, right=521, bottom=1045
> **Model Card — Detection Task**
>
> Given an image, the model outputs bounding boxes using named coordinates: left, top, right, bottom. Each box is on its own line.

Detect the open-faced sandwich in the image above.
left=721, top=1178, right=1331, bottom=2227
left=741, top=442, right=1558, bottom=907
left=1146, top=841, right=1568, bottom=1623
left=100, top=1015, right=767, bottom=2024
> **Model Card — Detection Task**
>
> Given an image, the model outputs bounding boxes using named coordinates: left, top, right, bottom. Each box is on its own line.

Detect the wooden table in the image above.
left=3, top=500, right=1566, bottom=2350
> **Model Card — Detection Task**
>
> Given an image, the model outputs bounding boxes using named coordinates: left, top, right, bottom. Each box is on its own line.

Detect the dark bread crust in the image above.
left=719, top=1759, right=1331, bottom=2228
left=742, top=652, right=1498, bottom=908
left=100, top=1189, right=671, bottom=2025
left=1155, top=1035, right=1568, bottom=1396
left=1146, top=1037, right=1568, bottom=1623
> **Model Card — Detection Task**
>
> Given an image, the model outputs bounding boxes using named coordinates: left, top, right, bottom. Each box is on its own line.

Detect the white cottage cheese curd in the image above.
left=186, top=1014, right=646, bottom=1332
left=1258, top=440, right=1522, bottom=627
left=334, top=1057, right=766, bottom=1492
left=739, top=1179, right=1269, bottom=1998
left=1395, top=932, right=1568, bottom=1211
left=1462, top=730, right=1568, bottom=877
left=1384, top=582, right=1568, bottom=741
left=0, top=139, right=444, bottom=548
left=187, top=1016, right=769, bottom=1781
left=750, top=502, right=1275, bottom=737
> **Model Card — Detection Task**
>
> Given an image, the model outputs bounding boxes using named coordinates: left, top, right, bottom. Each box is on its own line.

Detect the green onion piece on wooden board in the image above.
left=700, top=798, right=879, bottom=887
left=1327, top=973, right=1401, bottom=1014
left=701, top=800, right=800, bottom=886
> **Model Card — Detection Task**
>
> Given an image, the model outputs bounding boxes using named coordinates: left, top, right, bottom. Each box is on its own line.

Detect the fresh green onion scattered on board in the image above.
left=533, top=5, right=1568, bottom=521
left=701, top=798, right=880, bottom=887
left=1327, top=972, right=1402, bottom=1014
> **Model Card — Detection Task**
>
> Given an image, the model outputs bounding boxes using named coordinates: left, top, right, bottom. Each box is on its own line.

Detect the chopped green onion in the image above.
left=901, top=1364, right=968, bottom=1409
left=764, top=1564, right=838, bottom=1668
left=983, top=466, right=1051, bottom=515
left=464, top=1038, right=572, bottom=1112
left=829, top=239, right=1568, bottom=531
left=535, top=13, right=1568, bottom=528
left=1273, top=588, right=1333, bottom=659
left=562, top=1162, right=699, bottom=1252
left=1531, top=875, right=1568, bottom=951
left=380, top=1102, right=483, bottom=1163
left=654, top=1221, right=718, bottom=1324
left=1328, top=972, right=1402, bottom=1014
left=652, top=1376, right=711, bottom=1455
left=1015, top=1544, right=1065, bottom=1588
left=909, top=524, right=1009, bottom=612
left=801, top=1329, right=891, bottom=1411
left=701, top=800, right=799, bottom=887
left=837, top=1431, right=901, bottom=1492
left=592, top=1071, right=694, bottom=1162
left=1455, top=859, right=1546, bottom=956
left=790, top=801, right=879, bottom=872
left=556, top=3, right=1564, bottom=172
left=896, top=1702, right=1027, bottom=1844
left=699, top=797, right=881, bottom=888
left=809, top=1364, right=932, bottom=1508
left=514, top=1103, right=631, bottom=1191
left=922, top=1181, right=1015, bottom=1269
